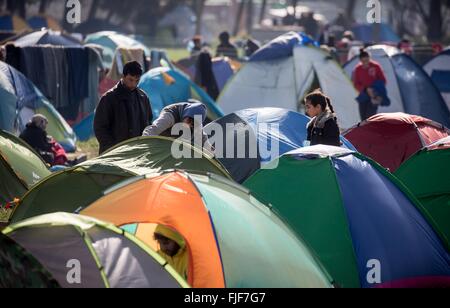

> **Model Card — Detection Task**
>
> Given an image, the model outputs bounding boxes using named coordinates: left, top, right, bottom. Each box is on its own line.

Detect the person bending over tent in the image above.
left=142, top=100, right=213, bottom=152
left=352, top=48, right=389, bottom=121
left=154, top=225, right=189, bottom=281
left=94, top=61, right=153, bottom=154
left=304, top=89, right=341, bottom=147
left=19, top=114, right=70, bottom=166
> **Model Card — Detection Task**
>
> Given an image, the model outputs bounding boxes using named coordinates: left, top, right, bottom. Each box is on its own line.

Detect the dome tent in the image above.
left=244, top=145, right=450, bottom=288
left=218, top=32, right=360, bottom=129
left=423, top=49, right=450, bottom=110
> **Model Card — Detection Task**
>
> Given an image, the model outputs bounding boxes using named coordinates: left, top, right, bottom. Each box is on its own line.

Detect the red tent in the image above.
left=343, top=113, right=450, bottom=172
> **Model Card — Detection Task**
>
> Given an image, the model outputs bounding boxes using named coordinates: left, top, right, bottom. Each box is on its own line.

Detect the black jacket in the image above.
left=94, top=81, right=153, bottom=154
left=19, top=123, right=52, bottom=153
left=307, top=117, right=341, bottom=147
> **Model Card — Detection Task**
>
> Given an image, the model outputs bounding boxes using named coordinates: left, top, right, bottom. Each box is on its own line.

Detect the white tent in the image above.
left=218, top=45, right=360, bottom=129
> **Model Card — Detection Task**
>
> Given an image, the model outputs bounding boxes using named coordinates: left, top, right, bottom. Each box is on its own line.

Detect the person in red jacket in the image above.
left=352, top=49, right=387, bottom=120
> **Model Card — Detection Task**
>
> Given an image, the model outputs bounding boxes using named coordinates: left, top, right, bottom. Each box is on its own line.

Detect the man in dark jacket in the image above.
left=19, top=114, right=54, bottom=165
left=94, top=61, right=153, bottom=154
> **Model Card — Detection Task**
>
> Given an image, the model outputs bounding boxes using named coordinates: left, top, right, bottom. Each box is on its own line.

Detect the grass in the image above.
left=165, top=48, right=190, bottom=62
left=76, top=138, right=99, bottom=160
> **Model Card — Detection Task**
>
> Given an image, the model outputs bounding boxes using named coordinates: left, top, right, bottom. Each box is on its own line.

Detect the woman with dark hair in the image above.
left=352, top=48, right=388, bottom=121
left=304, top=89, right=341, bottom=147
left=195, top=49, right=220, bottom=100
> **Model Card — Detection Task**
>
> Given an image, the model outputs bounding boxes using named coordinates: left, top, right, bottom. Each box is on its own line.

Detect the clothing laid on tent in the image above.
left=13, top=29, right=81, bottom=47
left=204, top=108, right=355, bottom=183
left=396, top=136, right=450, bottom=250
left=84, top=31, right=151, bottom=69
left=5, top=45, right=102, bottom=124
left=139, top=67, right=224, bottom=121
left=3, top=213, right=188, bottom=288
left=244, top=145, right=450, bottom=288
left=0, top=15, right=29, bottom=32
left=351, top=23, right=401, bottom=43
left=9, top=136, right=231, bottom=224
left=218, top=32, right=360, bottom=129
left=344, top=45, right=450, bottom=128
left=343, top=113, right=450, bottom=172
left=0, top=61, right=77, bottom=152
left=0, top=232, right=60, bottom=288
left=80, top=171, right=333, bottom=288
left=27, top=16, right=62, bottom=31
left=424, top=50, right=450, bottom=111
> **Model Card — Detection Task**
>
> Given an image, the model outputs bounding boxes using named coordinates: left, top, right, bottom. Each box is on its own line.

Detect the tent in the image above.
left=27, top=15, right=62, bottom=31
left=0, top=61, right=77, bottom=152
left=139, top=67, right=224, bottom=121
left=343, top=113, right=450, bottom=172
left=81, top=171, right=333, bottom=288
left=12, top=29, right=81, bottom=47
left=0, top=232, right=59, bottom=288
left=344, top=45, right=450, bottom=127
left=3, top=213, right=188, bottom=288
left=396, top=136, right=450, bottom=249
left=205, top=107, right=355, bottom=183
left=9, top=136, right=231, bottom=223
left=218, top=32, right=360, bottom=129
left=351, top=23, right=400, bottom=43
left=84, top=31, right=150, bottom=68
left=0, top=14, right=29, bottom=32
left=0, top=130, right=50, bottom=205
left=424, top=49, right=450, bottom=110
left=244, top=145, right=450, bottom=288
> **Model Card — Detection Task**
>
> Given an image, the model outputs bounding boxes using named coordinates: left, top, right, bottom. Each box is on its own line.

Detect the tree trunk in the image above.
left=39, top=0, right=49, bottom=14
left=246, top=0, right=254, bottom=35
left=428, top=0, right=443, bottom=41
left=233, top=0, right=246, bottom=36
left=194, top=0, right=205, bottom=35
left=88, top=0, right=101, bottom=21
left=259, top=0, right=267, bottom=24
left=346, top=0, right=357, bottom=23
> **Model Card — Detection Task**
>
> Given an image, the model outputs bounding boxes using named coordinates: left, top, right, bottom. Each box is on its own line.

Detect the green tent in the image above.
left=396, top=136, right=450, bottom=249
left=0, top=232, right=60, bottom=288
left=0, top=130, right=50, bottom=207
left=4, top=213, right=188, bottom=288
left=10, top=136, right=231, bottom=223
left=244, top=145, right=450, bottom=288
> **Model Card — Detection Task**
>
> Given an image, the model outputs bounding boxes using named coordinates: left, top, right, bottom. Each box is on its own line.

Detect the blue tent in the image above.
left=74, top=67, right=224, bottom=142
left=13, top=29, right=82, bottom=47
left=0, top=61, right=76, bottom=152
left=205, top=107, right=355, bottom=183
left=351, top=23, right=400, bottom=43
left=424, top=49, right=450, bottom=111
left=344, top=45, right=450, bottom=127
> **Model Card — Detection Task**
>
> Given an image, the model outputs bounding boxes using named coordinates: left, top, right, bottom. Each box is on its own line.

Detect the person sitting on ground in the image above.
left=216, top=31, right=239, bottom=60
left=142, top=100, right=214, bottom=151
left=19, top=114, right=72, bottom=166
left=154, top=225, right=189, bottom=281
left=304, top=89, right=341, bottom=147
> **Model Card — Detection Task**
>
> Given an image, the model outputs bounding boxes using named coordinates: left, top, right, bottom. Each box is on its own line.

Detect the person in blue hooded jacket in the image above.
left=142, top=100, right=213, bottom=151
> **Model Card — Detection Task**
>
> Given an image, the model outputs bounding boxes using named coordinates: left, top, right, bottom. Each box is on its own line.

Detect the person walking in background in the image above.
left=195, top=49, right=220, bottom=100
left=216, top=31, right=238, bottom=60
left=94, top=61, right=153, bottom=154
left=352, top=49, right=388, bottom=121
left=304, top=89, right=341, bottom=147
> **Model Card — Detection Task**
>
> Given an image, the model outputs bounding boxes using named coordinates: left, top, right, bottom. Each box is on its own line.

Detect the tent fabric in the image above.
left=84, top=31, right=150, bottom=68
left=344, top=45, right=450, bottom=127
left=3, top=213, right=188, bottom=288
left=424, top=50, right=450, bottom=110
left=81, top=171, right=333, bottom=288
left=27, top=16, right=62, bottom=31
left=0, top=232, right=60, bottom=288
left=0, top=61, right=77, bottom=152
left=351, top=23, right=401, bottom=43
left=343, top=113, right=450, bottom=172
left=139, top=67, right=224, bottom=121
left=13, top=29, right=82, bottom=47
left=205, top=108, right=355, bottom=183
left=0, top=15, right=29, bottom=32
left=396, top=136, right=450, bottom=250
left=9, top=136, right=231, bottom=223
left=244, top=145, right=450, bottom=288
left=218, top=41, right=360, bottom=129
